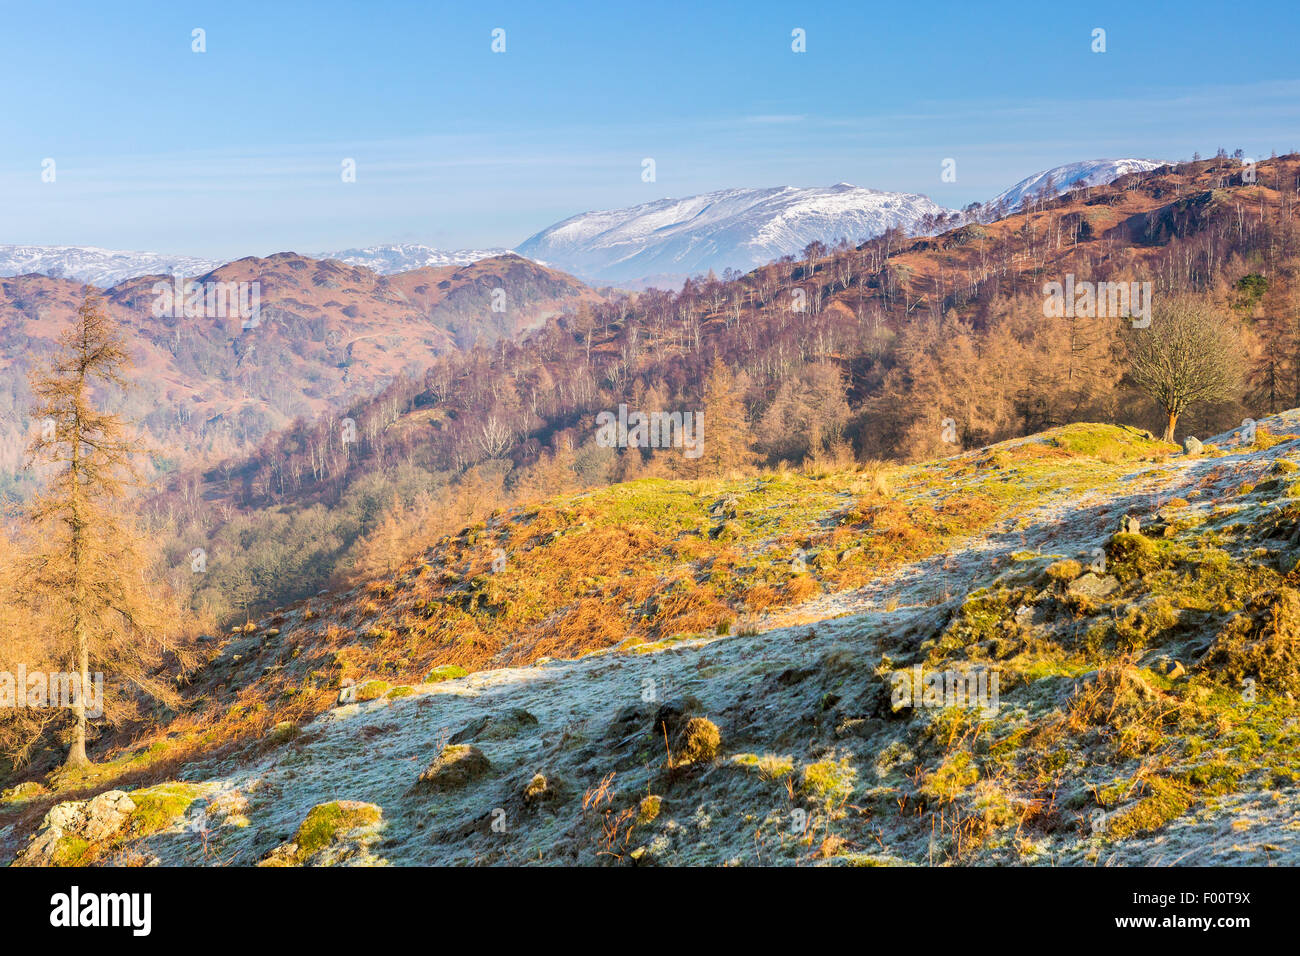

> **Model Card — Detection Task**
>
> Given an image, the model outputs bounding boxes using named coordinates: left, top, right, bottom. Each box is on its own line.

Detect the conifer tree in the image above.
left=26, top=294, right=168, bottom=768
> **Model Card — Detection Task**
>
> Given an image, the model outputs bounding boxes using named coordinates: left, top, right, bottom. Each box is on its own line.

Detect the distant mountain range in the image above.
left=0, top=245, right=229, bottom=288
left=0, top=159, right=1164, bottom=289
left=0, top=243, right=507, bottom=289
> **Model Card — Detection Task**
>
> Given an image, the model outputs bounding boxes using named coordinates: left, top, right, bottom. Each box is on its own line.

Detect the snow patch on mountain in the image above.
left=315, top=243, right=510, bottom=274
left=0, top=243, right=512, bottom=288
left=516, top=184, right=954, bottom=285
left=986, top=159, right=1167, bottom=214
left=0, top=245, right=226, bottom=288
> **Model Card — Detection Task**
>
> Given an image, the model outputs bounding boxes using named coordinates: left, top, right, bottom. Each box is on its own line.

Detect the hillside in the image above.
left=5, top=413, right=1300, bottom=866
left=0, top=253, right=597, bottom=488
left=141, top=153, right=1300, bottom=629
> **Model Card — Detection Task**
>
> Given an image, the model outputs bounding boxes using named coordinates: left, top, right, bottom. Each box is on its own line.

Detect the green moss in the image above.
left=523, top=773, right=549, bottom=802
left=1106, top=779, right=1189, bottom=839
left=51, top=834, right=92, bottom=867
left=0, top=781, right=47, bottom=804
left=1106, top=532, right=1162, bottom=581
left=1179, top=761, right=1240, bottom=795
left=1045, top=559, right=1082, bottom=583
left=637, top=794, right=662, bottom=825
left=1048, top=423, right=1171, bottom=461
left=802, top=757, right=857, bottom=803
left=1200, top=587, right=1300, bottom=695
left=672, top=717, right=721, bottom=767
left=127, top=782, right=206, bottom=836
left=294, top=801, right=382, bottom=860
left=355, top=679, right=390, bottom=701
left=919, top=752, right=979, bottom=803
left=268, top=721, right=300, bottom=745
left=385, top=685, right=415, bottom=699
left=423, top=664, right=468, bottom=683
left=733, top=752, right=795, bottom=779
left=415, top=744, right=491, bottom=792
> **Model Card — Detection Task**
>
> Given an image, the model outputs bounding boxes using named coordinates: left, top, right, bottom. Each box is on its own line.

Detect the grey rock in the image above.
left=1067, top=572, right=1120, bottom=601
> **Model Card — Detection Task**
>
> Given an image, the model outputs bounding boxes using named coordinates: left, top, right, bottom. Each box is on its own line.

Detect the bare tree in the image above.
left=1128, top=299, right=1243, bottom=441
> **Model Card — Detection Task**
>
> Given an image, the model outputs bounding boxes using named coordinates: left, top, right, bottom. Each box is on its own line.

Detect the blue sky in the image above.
left=2, top=0, right=1298, bottom=257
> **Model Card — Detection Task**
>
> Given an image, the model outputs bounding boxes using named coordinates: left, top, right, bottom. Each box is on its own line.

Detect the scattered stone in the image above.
left=451, top=708, right=538, bottom=744
left=337, top=678, right=357, bottom=706
left=1153, top=657, right=1187, bottom=680
left=1119, top=514, right=1142, bottom=535
left=709, top=495, right=740, bottom=520
left=1067, top=572, right=1120, bottom=601
left=651, top=696, right=703, bottom=741
left=413, top=745, right=491, bottom=793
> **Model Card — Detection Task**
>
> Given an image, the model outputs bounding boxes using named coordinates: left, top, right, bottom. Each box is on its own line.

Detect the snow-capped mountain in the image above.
left=315, top=243, right=509, bottom=274
left=986, top=159, right=1167, bottom=214
left=0, top=245, right=227, bottom=288
left=0, top=243, right=510, bottom=288
left=516, top=183, right=954, bottom=285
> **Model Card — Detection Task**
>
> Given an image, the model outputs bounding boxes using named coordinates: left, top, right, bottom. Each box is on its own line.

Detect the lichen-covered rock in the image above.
left=1067, top=572, right=1120, bottom=601
left=16, top=790, right=136, bottom=867
left=412, top=745, right=491, bottom=793
left=451, top=708, right=538, bottom=744
left=1, top=781, right=47, bottom=803
left=1183, top=435, right=1204, bottom=456
left=259, top=800, right=383, bottom=867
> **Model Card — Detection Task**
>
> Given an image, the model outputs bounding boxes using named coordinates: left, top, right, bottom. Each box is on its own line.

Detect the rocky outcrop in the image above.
left=16, top=790, right=136, bottom=867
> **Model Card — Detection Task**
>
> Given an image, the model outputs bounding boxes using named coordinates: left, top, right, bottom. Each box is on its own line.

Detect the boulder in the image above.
left=1066, top=572, right=1120, bottom=601
left=412, top=745, right=491, bottom=793
left=16, top=789, right=136, bottom=867
left=1183, top=435, right=1204, bottom=456
left=450, top=708, right=537, bottom=744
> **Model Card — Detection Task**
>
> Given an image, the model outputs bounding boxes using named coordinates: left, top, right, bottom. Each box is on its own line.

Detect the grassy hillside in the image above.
left=6, top=414, right=1299, bottom=865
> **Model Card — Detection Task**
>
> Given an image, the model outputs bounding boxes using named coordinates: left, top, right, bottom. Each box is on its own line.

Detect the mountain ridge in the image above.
left=2, top=158, right=1165, bottom=290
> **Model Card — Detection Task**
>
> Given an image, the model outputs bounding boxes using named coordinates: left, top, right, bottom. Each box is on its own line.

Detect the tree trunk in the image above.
left=1163, top=411, right=1179, bottom=443
left=66, top=626, right=91, bottom=768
